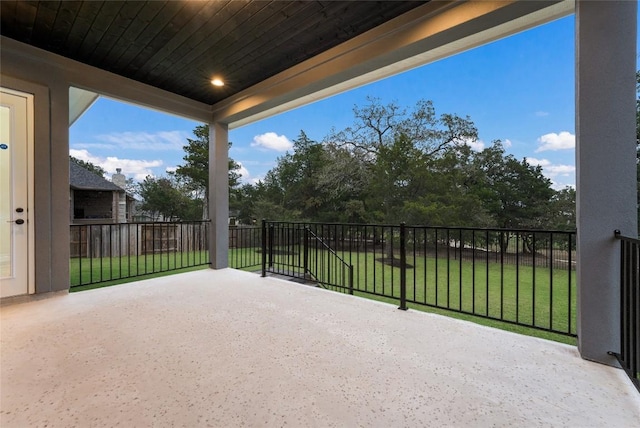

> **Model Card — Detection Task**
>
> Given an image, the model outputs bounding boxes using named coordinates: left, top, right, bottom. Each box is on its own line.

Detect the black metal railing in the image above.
left=229, top=225, right=262, bottom=270
left=260, top=222, right=353, bottom=291
left=611, top=230, right=639, bottom=392
left=70, top=222, right=264, bottom=287
left=261, top=221, right=577, bottom=337
left=70, top=221, right=210, bottom=287
left=302, top=227, right=354, bottom=293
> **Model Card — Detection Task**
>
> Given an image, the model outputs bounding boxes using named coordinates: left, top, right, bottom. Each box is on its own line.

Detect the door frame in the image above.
left=1, top=87, right=35, bottom=295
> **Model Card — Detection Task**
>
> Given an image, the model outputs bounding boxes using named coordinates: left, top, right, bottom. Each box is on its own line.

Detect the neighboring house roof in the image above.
left=69, top=160, right=123, bottom=192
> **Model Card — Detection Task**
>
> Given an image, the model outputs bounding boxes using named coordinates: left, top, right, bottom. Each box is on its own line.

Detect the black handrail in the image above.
left=261, top=220, right=577, bottom=337
left=306, top=227, right=354, bottom=294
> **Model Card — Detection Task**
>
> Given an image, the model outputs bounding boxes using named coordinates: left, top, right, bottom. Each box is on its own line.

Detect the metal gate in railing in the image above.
left=260, top=221, right=354, bottom=293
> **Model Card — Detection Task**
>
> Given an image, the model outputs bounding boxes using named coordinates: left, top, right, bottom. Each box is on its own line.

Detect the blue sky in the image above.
left=70, top=15, right=597, bottom=190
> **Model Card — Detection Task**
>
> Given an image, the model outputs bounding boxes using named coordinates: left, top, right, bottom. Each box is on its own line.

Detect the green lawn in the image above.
left=69, top=264, right=210, bottom=292
left=351, top=250, right=575, bottom=332
left=70, top=248, right=261, bottom=290
left=69, top=250, right=211, bottom=290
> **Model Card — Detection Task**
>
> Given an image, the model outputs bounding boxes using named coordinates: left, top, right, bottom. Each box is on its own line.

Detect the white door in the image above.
left=0, top=88, right=34, bottom=298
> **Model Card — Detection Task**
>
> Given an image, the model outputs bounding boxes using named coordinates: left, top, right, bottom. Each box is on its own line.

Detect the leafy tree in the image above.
left=327, top=97, right=478, bottom=159
left=315, top=143, right=371, bottom=222
left=366, top=132, right=427, bottom=222
left=546, top=186, right=576, bottom=230
left=277, top=131, right=328, bottom=218
left=468, top=142, right=555, bottom=251
left=233, top=183, right=259, bottom=225
left=471, top=142, right=554, bottom=229
left=70, top=156, right=106, bottom=177
left=174, top=125, right=242, bottom=219
left=249, top=131, right=335, bottom=221
left=401, top=144, right=491, bottom=227
left=235, top=98, right=561, bottom=237
left=121, top=177, right=138, bottom=195
left=326, top=97, right=479, bottom=224
left=137, top=175, right=200, bottom=221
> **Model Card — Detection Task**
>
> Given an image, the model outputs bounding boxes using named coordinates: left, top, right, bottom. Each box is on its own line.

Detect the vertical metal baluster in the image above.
left=398, top=223, right=407, bottom=310
left=435, top=228, right=439, bottom=307
left=549, top=232, right=554, bottom=330
left=485, top=229, right=489, bottom=317
left=446, top=228, right=450, bottom=308
left=515, top=233, right=520, bottom=324
left=458, top=228, right=463, bottom=311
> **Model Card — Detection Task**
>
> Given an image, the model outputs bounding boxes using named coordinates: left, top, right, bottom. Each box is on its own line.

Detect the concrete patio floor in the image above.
left=1, top=269, right=639, bottom=427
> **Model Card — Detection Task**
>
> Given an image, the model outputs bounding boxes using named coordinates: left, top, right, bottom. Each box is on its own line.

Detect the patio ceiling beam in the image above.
left=0, top=36, right=212, bottom=123
left=211, top=0, right=573, bottom=128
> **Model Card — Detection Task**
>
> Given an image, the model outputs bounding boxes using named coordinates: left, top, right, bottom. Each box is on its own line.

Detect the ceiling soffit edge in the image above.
left=0, top=36, right=212, bottom=123
left=214, top=0, right=573, bottom=129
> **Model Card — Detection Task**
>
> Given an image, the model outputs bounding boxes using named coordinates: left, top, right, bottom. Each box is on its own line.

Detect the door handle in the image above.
left=7, top=219, right=25, bottom=225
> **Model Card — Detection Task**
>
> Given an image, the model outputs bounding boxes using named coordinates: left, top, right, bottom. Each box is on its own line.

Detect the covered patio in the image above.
left=1, top=1, right=639, bottom=424
left=2, top=269, right=639, bottom=426
left=0, top=0, right=636, bottom=368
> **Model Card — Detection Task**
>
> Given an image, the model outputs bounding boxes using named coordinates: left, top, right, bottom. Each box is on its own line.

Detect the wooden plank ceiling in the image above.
left=0, top=1, right=427, bottom=105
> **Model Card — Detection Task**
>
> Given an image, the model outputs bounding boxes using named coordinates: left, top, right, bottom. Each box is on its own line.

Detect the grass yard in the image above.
left=70, top=248, right=263, bottom=290
left=69, top=250, right=211, bottom=290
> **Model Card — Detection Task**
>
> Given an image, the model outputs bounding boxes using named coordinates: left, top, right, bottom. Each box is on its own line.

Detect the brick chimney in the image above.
left=112, top=168, right=126, bottom=189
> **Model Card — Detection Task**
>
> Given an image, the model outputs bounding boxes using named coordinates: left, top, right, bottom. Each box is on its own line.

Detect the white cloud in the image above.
left=165, top=166, right=177, bottom=173
left=535, top=111, right=550, bottom=117
left=527, top=158, right=576, bottom=177
left=545, top=164, right=575, bottom=176
left=72, top=143, right=118, bottom=150
left=503, top=139, right=512, bottom=148
left=526, top=157, right=551, bottom=167
left=535, top=131, right=575, bottom=152
left=461, top=137, right=485, bottom=152
left=69, top=149, right=95, bottom=162
left=92, top=130, right=189, bottom=151
left=250, top=132, right=292, bottom=151
left=237, top=162, right=250, bottom=181
left=70, top=149, right=163, bottom=181
left=526, top=156, right=576, bottom=187
left=235, top=162, right=266, bottom=185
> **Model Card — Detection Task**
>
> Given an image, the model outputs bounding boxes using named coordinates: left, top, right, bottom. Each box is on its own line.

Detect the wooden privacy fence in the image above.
left=229, top=225, right=261, bottom=249
left=70, top=221, right=210, bottom=258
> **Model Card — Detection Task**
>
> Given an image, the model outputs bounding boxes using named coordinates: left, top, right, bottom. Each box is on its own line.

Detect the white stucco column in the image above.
left=208, top=121, right=229, bottom=269
left=575, top=0, right=637, bottom=365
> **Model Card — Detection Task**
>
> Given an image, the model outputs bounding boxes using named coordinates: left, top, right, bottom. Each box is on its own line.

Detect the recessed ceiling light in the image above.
left=211, top=78, right=224, bottom=87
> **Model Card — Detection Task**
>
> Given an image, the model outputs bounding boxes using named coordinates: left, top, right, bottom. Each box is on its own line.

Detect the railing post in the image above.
left=349, top=265, right=354, bottom=295
left=261, top=219, right=267, bottom=277
left=304, top=226, right=309, bottom=278
left=629, top=240, right=638, bottom=385
left=398, top=222, right=408, bottom=311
